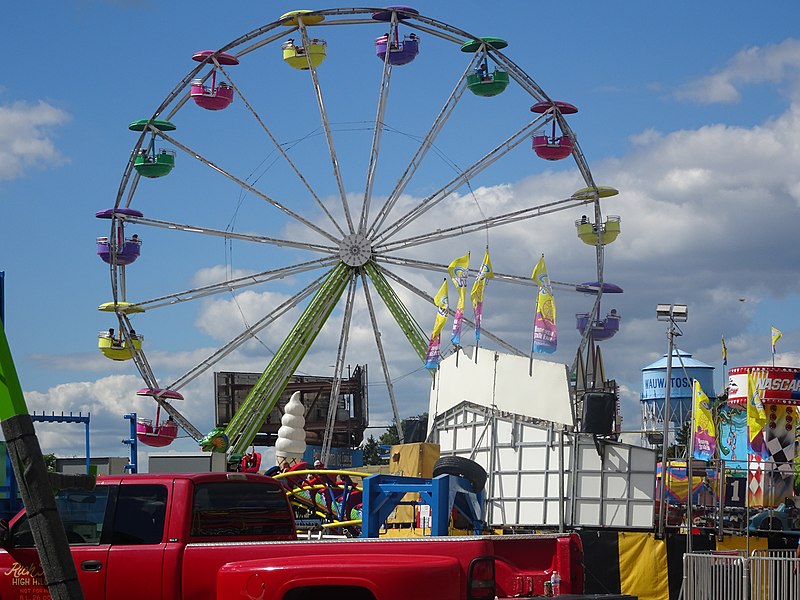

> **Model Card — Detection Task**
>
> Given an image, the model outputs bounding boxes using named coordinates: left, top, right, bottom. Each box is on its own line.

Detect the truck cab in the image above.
left=0, top=473, right=295, bottom=600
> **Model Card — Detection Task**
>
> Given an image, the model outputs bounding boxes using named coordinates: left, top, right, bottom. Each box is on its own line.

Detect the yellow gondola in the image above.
left=575, top=215, right=621, bottom=246
left=98, top=331, right=143, bottom=361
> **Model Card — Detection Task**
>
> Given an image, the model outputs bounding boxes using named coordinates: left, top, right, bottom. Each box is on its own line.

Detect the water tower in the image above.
left=641, top=349, right=715, bottom=445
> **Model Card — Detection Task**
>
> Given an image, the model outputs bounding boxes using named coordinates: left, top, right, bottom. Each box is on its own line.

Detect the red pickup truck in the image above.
left=0, top=472, right=584, bottom=600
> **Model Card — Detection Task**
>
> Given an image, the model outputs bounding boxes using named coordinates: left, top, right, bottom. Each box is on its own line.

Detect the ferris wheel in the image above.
left=96, top=6, right=619, bottom=463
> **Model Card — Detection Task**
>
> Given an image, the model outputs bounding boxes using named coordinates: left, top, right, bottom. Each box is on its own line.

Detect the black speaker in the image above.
left=582, top=392, right=616, bottom=435
left=403, top=418, right=428, bottom=443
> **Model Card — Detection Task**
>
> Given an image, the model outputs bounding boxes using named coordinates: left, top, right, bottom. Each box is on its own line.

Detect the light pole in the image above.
left=656, top=303, right=688, bottom=539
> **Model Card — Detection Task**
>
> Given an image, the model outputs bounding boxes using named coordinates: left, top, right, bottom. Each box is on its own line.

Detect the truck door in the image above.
left=104, top=483, right=169, bottom=600
left=0, top=485, right=113, bottom=600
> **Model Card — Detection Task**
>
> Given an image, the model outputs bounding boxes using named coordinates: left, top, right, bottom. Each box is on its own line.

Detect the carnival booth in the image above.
left=727, top=366, right=800, bottom=507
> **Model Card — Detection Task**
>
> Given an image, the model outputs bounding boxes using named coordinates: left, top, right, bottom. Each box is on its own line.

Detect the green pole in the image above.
left=0, top=319, right=85, bottom=600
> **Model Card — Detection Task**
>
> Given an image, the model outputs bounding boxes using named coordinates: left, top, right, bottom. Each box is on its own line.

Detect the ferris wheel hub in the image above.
left=338, top=233, right=372, bottom=267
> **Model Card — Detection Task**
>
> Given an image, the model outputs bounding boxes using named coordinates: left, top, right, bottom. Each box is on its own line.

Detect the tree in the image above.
left=43, top=453, right=57, bottom=473
left=666, top=420, right=690, bottom=460
left=362, top=435, right=382, bottom=465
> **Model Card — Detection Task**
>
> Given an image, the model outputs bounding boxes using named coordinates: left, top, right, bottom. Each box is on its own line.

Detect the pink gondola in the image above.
left=135, top=388, right=183, bottom=447
left=190, top=51, right=239, bottom=111
left=530, top=101, right=578, bottom=161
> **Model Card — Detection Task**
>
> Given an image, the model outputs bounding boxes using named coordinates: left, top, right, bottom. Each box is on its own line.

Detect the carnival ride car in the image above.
left=748, top=497, right=800, bottom=533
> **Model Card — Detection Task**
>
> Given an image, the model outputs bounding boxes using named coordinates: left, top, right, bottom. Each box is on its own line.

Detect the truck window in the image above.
left=191, top=481, right=294, bottom=538
left=11, top=487, right=112, bottom=546
left=111, top=484, right=168, bottom=545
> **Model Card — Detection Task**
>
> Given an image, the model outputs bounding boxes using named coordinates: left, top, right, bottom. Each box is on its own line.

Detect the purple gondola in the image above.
left=372, top=6, right=420, bottom=65
left=576, top=310, right=621, bottom=341
left=96, top=208, right=144, bottom=265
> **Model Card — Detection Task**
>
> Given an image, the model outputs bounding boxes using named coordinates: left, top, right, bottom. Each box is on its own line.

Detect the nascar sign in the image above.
left=727, top=365, right=800, bottom=406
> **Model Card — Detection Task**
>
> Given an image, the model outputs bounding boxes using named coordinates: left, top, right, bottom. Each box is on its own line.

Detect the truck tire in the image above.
left=432, top=456, right=487, bottom=493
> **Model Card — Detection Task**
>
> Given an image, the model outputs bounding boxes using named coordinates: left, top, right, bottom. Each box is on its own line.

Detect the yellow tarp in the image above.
left=618, top=532, right=669, bottom=600
left=716, top=534, right=768, bottom=553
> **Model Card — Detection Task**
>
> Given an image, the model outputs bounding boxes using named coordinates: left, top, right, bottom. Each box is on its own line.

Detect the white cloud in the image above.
left=675, top=39, right=800, bottom=104
left=0, top=100, right=70, bottom=180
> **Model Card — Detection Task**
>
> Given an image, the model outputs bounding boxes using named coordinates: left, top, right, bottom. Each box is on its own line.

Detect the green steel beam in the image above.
left=1, top=317, right=87, bottom=600
left=201, top=261, right=352, bottom=457
left=0, top=322, right=27, bottom=420
left=363, top=261, right=428, bottom=363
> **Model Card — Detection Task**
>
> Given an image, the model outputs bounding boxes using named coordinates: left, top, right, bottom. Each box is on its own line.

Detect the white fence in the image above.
left=683, top=550, right=800, bottom=600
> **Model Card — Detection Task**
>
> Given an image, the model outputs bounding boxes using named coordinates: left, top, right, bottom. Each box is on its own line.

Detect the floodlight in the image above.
left=656, top=303, right=688, bottom=322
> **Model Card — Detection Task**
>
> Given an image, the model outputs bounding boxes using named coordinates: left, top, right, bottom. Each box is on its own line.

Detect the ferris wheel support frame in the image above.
left=202, top=261, right=351, bottom=457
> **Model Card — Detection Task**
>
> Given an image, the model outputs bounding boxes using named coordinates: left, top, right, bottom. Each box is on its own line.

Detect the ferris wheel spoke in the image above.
left=131, top=257, right=337, bottom=311
left=128, top=214, right=337, bottom=255
left=167, top=274, right=328, bottom=393
left=298, top=22, right=355, bottom=234
left=362, top=261, right=428, bottom=362
left=379, top=265, right=525, bottom=357
left=358, top=21, right=395, bottom=234
left=154, top=128, right=340, bottom=244
left=375, top=192, right=590, bottom=254
left=321, top=276, right=358, bottom=464
left=216, top=61, right=346, bottom=237
left=359, top=271, right=405, bottom=443
left=367, top=54, right=478, bottom=239
left=373, top=116, right=548, bottom=246
left=374, top=255, right=578, bottom=293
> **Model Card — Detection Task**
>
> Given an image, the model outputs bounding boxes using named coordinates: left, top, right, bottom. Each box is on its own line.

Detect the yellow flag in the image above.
left=746, top=371, right=767, bottom=442
left=470, top=249, right=494, bottom=308
left=424, top=279, right=450, bottom=370
left=430, top=279, right=449, bottom=339
left=447, top=253, right=470, bottom=346
left=771, top=327, right=782, bottom=353
left=692, top=380, right=715, bottom=461
left=531, top=254, right=556, bottom=353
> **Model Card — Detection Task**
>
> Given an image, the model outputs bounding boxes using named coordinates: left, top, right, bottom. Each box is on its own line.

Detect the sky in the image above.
left=3, top=1, right=800, bottom=468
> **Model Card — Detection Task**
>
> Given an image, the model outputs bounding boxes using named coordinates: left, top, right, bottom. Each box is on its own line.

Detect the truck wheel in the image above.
left=433, top=456, right=487, bottom=493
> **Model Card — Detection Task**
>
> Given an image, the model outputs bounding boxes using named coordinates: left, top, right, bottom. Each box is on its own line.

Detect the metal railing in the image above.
left=749, top=550, right=799, bottom=600
left=684, top=550, right=800, bottom=600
